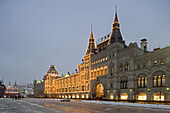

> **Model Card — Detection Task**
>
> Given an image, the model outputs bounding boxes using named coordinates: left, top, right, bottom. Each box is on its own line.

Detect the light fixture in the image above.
left=167, top=88, right=169, bottom=92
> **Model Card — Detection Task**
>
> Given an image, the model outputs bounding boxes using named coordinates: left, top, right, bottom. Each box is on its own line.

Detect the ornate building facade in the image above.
left=36, top=9, right=170, bottom=101
left=5, top=81, right=20, bottom=98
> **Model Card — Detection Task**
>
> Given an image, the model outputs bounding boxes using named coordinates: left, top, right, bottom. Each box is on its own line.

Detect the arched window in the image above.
left=158, top=75, right=161, bottom=86
left=91, top=72, right=93, bottom=78
left=138, top=78, right=140, bottom=87
left=97, top=70, right=100, bottom=76
left=120, top=63, right=123, bottom=72
left=120, top=80, right=123, bottom=89
left=124, top=62, right=129, bottom=71
left=125, top=80, right=128, bottom=88
left=143, top=63, right=146, bottom=68
left=120, top=76, right=128, bottom=89
left=138, top=64, right=140, bottom=69
left=111, top=67, right=114, bottom=76
left=101, top=69, right=103, bottom=75
left=153, top=71, right=166, bottom=87
left=160, top=59, right=164, bottom=65
left=162, top=75, right=165, bottom=86
left=153, top=76, right=157, bottom=87
left=141, top=77, right=144, bottom=87
left=109, top=93, right=114, bottom=99
left=137, top=74, right=147, bottom=88
left=145, top=77, right=147, bottom=86
left=94, top=71, right=96, bottom=77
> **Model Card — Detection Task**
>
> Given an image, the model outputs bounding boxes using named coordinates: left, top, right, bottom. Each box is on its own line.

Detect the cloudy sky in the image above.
left=0, top=0, right=170, bottom=86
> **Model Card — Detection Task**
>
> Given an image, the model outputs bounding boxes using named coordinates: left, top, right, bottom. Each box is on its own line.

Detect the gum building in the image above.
left=36, top=9, right=170, bottom=102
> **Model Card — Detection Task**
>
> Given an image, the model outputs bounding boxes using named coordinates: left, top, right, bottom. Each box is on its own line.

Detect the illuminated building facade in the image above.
left=36, top=8, right=170, bottom=102
left=5, top=81, right=20, bottom=98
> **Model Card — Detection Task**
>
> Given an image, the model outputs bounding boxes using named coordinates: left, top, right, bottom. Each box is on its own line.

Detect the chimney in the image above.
left=140, top=38, right=148, bottom=51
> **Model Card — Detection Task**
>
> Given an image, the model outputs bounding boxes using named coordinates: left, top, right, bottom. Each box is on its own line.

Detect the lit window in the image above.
left=145, top=77, right=147, bottom=87
left=104, top=68, right=107, bottom=75
left=162, top=75, right=165, bottom=86
left=141, top=77, right=144, bottom=87
left=158, top=76, right=161, bottom=86
left=138, top=78, right=140, bottom=88
left=124, top=62, right=129, bottom=71
left=91, top=72, right=93, bottom=78
left=103, top=58, right=105, bottom=61
left=161, top=59, right=164, bottom=65
left=106, top=57, right=107, bottom=60
left=101, top=70, right=103, bottom=75
left=153, top=76, right=157, bottom=87
left=94, top=71, right=96, bottom=77
left=101, top=59, right=102, bottom=62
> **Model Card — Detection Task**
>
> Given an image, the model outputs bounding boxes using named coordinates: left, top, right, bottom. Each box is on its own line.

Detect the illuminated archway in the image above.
left=120, top=93, right=128, bottom=100
left=152, top=92, right=164, bottom=101
left=94, top=83, right=104, bottom=99
left=137, top=93, right=147, bottom=100
left=109, top=93, right=114, bottom=99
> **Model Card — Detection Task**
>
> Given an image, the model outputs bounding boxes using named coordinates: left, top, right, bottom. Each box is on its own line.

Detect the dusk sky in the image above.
left=0, top=0, right=170, bottom=86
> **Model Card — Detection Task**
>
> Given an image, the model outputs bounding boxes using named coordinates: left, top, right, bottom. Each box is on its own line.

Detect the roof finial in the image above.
left=2, top=77, right=3, bottom=83
left=91, top=24, right=93, bottom=32
left=115, top=5, right=117, bottom=13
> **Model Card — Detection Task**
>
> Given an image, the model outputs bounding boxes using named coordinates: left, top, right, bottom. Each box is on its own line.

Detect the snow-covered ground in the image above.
left=81, top=100, right=170, bottom=110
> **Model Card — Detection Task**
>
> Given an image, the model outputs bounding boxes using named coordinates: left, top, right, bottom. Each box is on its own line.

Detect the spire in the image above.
left=2, top=78, right=3, bottom=84
left=90, top=24, right=93, bottom=38
left=7, top=81, right=11, bottom=91
left=86, top=25, right=96, bottom=55
left=114, top=5, right=118, bottom=22
left=14, top=80, right=17, bottom=86
left=109, top=6, right=125, bottom=44
left=8, top=81, right=11, bottom=87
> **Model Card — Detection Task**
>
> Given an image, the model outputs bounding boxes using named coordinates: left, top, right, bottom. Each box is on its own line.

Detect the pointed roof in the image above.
left=14, top=80, right=17, bottom=86
left=114, top=5, right=118, bottom=22
left=86, top=26, right=96, bottom=55
left=47, top=65, right=59, bottom=75
left=8, top=81, right=11, bottom=87
left=109, top=6, right=125, bottom=44
left=1, top=78, right=3, bottom=83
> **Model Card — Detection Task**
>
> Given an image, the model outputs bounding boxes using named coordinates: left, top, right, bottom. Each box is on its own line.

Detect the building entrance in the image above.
left=94, top=83, right=104, bottom=99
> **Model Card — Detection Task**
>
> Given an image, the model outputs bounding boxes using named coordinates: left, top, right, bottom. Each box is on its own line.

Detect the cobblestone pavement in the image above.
left=0, top=98, right=170, bottom=113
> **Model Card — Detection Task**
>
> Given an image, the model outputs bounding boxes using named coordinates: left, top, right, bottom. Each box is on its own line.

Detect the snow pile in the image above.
left=81, top=100, right=170, bottom=110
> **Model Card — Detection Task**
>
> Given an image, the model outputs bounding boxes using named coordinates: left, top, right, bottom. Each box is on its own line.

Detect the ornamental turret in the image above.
left=86, top=26, right=96, bottom=55
left=109, top=6, right=125, bottom=44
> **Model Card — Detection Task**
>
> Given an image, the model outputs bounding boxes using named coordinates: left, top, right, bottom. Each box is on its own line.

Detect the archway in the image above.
left=152, top=92, right=164, bottom=101
left=94, top=83, right=104, bottom=99
left=120, top=93, right=128, bottom=100
left=137, top=93, right=147, bottom=100
left=109, top=93, right=114, bottom=99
